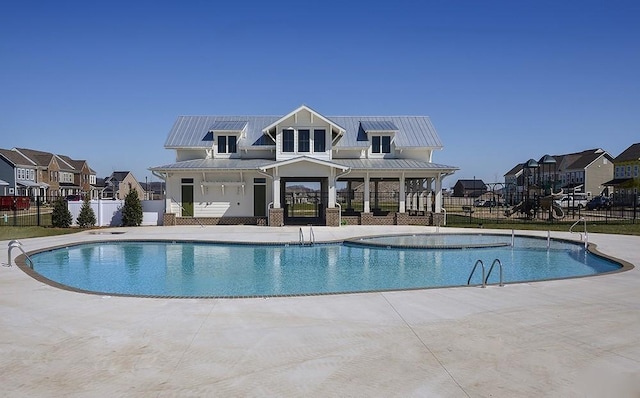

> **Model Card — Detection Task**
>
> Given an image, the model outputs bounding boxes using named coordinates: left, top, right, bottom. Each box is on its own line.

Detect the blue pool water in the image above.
left=27, top=235, right=621, bottom=297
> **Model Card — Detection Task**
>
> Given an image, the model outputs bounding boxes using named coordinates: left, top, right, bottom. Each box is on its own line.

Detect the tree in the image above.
left=51, top=198, right=72, bottom=228
left=77, top=196, right=96, bottom=228
left=122, top=189, right=143, bottom=226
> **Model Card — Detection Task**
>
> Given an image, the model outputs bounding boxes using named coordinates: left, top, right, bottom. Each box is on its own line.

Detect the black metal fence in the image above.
left=337, top=191, right=402, bottom=215
left=0, top=196, right=61, bottom=227
left=444, top=194, right=639, bottom=225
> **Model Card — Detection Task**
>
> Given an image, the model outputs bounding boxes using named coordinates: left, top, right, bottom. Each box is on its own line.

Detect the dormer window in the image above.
left=372, top=135, right=391, bottom=153
left=217, top=135, right=237, bottom=154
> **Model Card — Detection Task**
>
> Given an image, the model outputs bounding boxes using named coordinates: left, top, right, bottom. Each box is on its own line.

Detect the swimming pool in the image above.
left=23, top=234, right=623, bottom=297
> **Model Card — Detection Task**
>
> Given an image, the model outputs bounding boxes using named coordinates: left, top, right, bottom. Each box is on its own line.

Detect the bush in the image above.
left=122, top=189, right=143, bottom=226
left=51, top=198, right=72, bottom=228
left=77, top=196, right=96, bottom=228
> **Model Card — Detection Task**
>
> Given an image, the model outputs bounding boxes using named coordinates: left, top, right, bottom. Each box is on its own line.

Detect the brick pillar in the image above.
left=163, top=213, right=176, bottom=226
left=395, top=212, right=409, bottom=225
left=431, top=212, right=445, bottom=226
left=269, top=208, right=284, bottom=227
left=325, top=207, right=340, bottom=227
left=360, top=212, right=374, bottom=225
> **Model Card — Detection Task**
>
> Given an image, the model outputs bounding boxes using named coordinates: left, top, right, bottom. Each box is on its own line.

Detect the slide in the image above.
left=504, top=201, right=523, bottom=217
left=551, top=203, right=565, bottom=219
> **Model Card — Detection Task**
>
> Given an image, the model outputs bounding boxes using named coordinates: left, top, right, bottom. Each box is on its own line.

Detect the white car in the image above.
left=554, top=195, right=589, bottom=209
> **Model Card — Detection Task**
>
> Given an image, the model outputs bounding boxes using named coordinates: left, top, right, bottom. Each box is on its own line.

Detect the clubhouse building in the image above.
left=151, top=105, right=457, bottom=226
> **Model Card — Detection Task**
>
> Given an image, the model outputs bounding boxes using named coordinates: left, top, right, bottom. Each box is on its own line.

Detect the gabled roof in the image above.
left=614, top=143, right=640, bottom=162
left=258, top=156, right=349, bottom=172
left=455, top=179, right=486, bottom=189
left=164, top=106, right=444, bottom=150
left=504, top=163, right=524, bottom=177
left=0, top=148, right=35, bottom=167
left=559, top=148, right=611, bottom=170
left=261, top=105, right=346, bottom=136
left=107, top=171, right=131, bottom=182
left=13, top=148, right=55, bottom=167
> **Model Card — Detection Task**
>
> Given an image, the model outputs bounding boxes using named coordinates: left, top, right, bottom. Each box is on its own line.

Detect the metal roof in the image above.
left=359, top=120, right=398, bottom=132
left=165, top=114, right=443, bottom=150
left=209, top=121, right=247, bottom=131
left=150, top=158, right=275, bottom=171
left=331, top=159, right=457, bottom=171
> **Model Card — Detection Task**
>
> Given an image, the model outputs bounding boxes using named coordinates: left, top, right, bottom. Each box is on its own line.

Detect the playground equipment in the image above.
left=504, top=155, right=565, bottom=220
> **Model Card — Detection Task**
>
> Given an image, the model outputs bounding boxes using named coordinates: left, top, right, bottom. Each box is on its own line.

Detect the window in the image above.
left=298, top=129, right=310, bottom=152
left=635, top=165, right=639, bottom=177
left=282, top=129, right=294, bottom=152
left=218, top=136, right=226, bottom=153
left=628, top=166, right=632, bottom=177
left=372, top=135, right=391, bottom=153
left=217, top=135, right=237, bottom=154
left=314, top=129, right=326, bottom=152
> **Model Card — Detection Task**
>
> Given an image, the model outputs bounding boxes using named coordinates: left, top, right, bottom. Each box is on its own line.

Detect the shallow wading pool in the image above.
left=22, top=234, right=623, bottom=297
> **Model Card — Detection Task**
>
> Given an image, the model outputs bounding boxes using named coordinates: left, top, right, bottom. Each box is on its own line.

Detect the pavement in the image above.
left=1, top=225, right=639, bottom=397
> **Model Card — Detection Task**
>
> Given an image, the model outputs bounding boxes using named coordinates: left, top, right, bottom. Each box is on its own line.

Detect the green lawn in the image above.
left=0, top=227, right=82, bottom=241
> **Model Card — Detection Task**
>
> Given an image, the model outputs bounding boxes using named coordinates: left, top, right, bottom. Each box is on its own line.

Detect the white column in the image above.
left=364, top=173, right=370, bottom=213
left=435, top=174, right=442, bottom=213
left=399, top=173, right=405, bottom=213
left=273, top=168, right=281, bottom=208
left=329, top=168, right=336, bottom=207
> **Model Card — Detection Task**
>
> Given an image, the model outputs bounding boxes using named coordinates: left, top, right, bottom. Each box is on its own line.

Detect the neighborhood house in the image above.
left=151, top=105, right=458, bottom=226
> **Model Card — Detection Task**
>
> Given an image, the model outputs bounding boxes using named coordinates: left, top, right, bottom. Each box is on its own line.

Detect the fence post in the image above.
left=37, top=196, right=41, bottom=226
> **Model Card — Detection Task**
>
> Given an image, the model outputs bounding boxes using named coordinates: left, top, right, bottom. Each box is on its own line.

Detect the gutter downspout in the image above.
left=256, top=168, right=274, bottom=226
left=335, top=168, right=351, bottom=226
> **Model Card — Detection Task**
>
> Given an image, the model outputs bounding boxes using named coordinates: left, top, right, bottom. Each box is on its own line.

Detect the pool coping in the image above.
left=15, top=232, right=634, bottom=299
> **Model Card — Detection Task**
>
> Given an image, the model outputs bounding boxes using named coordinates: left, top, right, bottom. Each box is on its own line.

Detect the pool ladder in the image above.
left=299, top=226, right=315, bottom=246
left=467, top=259, right=504, bottom=288
left=569, top=217, right=588, bottom=249
left=6, top=240, right=33, bottom=268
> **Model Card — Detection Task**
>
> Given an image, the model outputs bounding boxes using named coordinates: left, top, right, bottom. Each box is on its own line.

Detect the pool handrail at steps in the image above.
left=569, top=217, right=588, bottom=249
left=485, top=259, right=504, bottom=286
left=7, top=240, right=33, bottom=268
left=467, top=259, right=486, bottom=288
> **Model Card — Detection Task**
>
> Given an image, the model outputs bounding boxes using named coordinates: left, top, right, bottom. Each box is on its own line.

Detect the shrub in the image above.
left=77, top=196, right=96, bottom=228
left=51, top=198, right=72, bottom=228
left=122, top=189, right=143, bottom=226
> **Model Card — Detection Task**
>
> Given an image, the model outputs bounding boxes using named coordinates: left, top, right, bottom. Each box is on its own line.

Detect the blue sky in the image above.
left=2, top=0, right=638, bottom=188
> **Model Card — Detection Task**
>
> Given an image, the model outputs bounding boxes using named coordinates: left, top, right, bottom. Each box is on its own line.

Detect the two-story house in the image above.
left=57, top=155, right=98, bottom=198
left=102, top=171, right=146, bottom=200
left=151, top=105, right=457, bottom=226
left=0, top=149, right=42, bottom=197
left=607, top=143, right=640, bottom=203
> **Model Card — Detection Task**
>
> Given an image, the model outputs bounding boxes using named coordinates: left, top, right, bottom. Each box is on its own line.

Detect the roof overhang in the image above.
left=259, top=156, right=350, bottom=172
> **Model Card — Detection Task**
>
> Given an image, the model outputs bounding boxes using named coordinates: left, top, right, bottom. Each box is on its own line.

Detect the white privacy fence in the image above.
left=68, top=200, right=164, bottom=227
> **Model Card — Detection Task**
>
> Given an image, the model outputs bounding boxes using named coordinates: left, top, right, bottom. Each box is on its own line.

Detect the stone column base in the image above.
left=325, top=207, right=340, bottom=226
left=163, top=213, right=176, bottom=226
left=269, top=208, right=284, bottom=227
left=360, top=212, right=374, bottom=225
left=431, top=212, right=445, bottom=226
left=395, top=212, right=409, bottom=225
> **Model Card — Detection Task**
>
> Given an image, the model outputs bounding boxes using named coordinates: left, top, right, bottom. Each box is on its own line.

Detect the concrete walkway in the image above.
left=1, top=226, right=639, bottom=397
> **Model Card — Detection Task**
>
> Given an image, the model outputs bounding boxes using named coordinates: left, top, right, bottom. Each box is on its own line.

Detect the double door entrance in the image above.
left=282, top=178, right=328, bottom=225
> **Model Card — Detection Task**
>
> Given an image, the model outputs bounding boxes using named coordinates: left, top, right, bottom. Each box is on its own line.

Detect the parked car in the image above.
left=65, top=194, right=84, bottom=201
left=586, top=196, right=612, bottom=210
left=555, top=194, right=589, bottom=209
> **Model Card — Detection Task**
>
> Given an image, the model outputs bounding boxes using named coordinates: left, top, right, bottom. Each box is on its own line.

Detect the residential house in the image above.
left=102, top=171, right=145, bottom=200
left=0, top=147, right=98, bottom=200
left=503, top=163, right=524, bottom=204
left=452, top=179, right=487, bottom=198
left=151, top=104, right=458, bottom=226
left=57, top=155, right=98, bottom=199
left=0, top=148, right=42, bottom=197
left=607, top=143, right=640, bottom=203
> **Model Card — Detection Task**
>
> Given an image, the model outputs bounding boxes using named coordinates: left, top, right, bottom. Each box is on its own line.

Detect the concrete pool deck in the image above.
left=1, top=225, right=639, bottom=397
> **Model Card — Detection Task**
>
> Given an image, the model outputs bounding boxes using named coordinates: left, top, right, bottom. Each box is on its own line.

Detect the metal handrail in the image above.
left=7, top=240, right=33, bottom=268
left=485, top=259, right=504, bottom=286
left=309, top=226, right=315, bottom=245
left=569, top=217, right=588, bottom=249
left=467, top=259, right=486, bottom=288
left=299, top=227, right=304, bottom=245
left=170, top=197, right=204, bottom=228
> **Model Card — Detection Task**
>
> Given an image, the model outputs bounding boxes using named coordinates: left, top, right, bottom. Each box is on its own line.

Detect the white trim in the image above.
left=261, top=105, right=345, bottom=135
left=259, top=156, right=349, bottom=172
